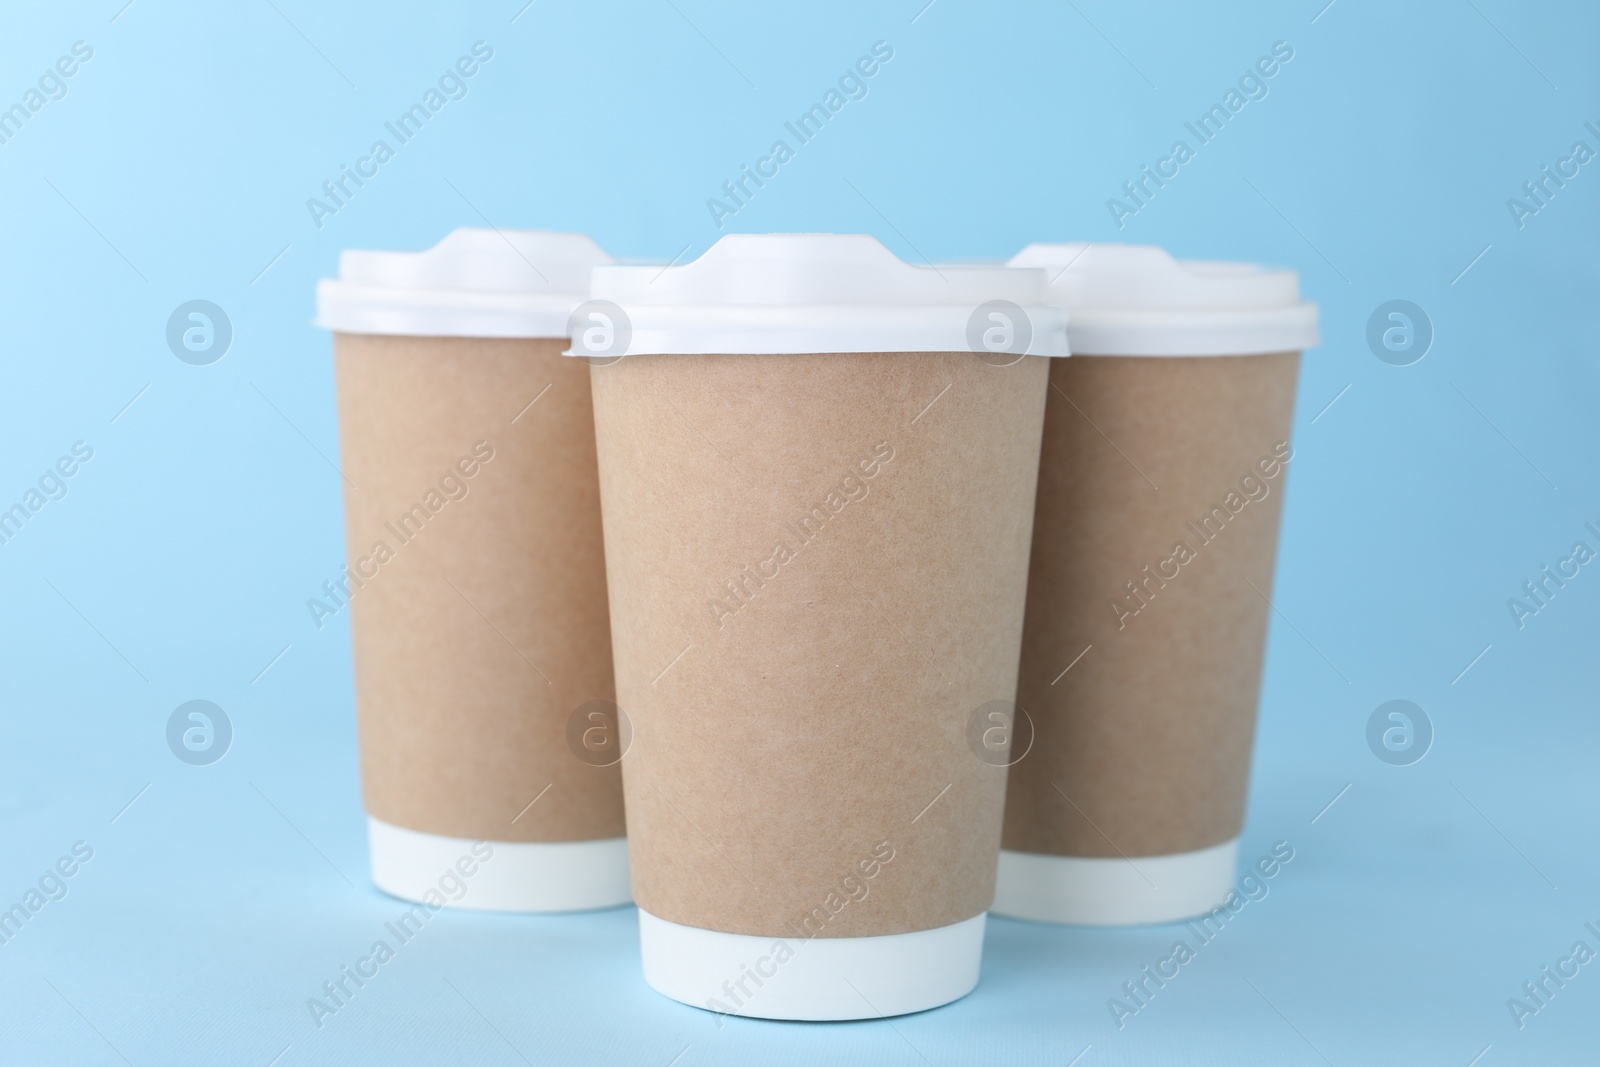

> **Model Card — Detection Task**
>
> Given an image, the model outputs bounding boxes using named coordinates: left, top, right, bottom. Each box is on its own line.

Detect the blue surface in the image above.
left=2, top=1, right=1597, bottom=1063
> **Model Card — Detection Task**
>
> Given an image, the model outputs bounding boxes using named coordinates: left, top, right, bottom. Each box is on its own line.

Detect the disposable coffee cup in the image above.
left=993, top=243, right=1317, bottom=925
left=315, top=228, right=630, bottom=912
left=581, top=234, right=1066, bottom=1020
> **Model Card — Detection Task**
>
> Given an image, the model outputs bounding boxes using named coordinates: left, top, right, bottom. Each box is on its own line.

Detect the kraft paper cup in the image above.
left=315, top=228, right=630, bottom=912
left=580, top=234, right=1067, bottom=1020
left=993, top=243, right=1317, bottom=925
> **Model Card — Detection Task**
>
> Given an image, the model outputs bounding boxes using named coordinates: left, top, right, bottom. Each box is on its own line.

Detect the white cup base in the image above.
left=367, top=816, right=631, bottom=913
left=637, top=908, right=985, bottom=1021
left=992, top=838, right=1239, bottom=926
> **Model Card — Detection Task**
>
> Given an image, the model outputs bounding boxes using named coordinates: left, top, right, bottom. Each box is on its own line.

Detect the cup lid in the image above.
left=583, top=233, right=1068, bottom=356
left=1008, top=243, right=1318, bottom=356
left=315, top=227, right=613, bottom=338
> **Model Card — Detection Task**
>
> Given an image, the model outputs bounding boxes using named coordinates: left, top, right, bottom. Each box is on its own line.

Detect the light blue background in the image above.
left=2, top=1, right=1596, bottom=1063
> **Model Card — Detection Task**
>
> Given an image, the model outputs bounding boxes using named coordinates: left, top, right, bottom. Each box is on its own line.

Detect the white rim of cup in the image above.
left=991, top=839, right=1239, bottom=926
left=367, top=817, right=631, bottom=914
left=637, top=908, right=986, bottom=1020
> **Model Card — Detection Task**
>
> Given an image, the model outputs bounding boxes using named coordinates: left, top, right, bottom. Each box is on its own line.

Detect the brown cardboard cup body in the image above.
left=333, top=334, right=624, bottom=845
left=590, top=351, right=1049, bottom=938
left=1002, top=352, right=1300, bottom=862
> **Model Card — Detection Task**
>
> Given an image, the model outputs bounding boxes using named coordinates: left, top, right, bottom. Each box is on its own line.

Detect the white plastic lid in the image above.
left=1008, top=243, right=1318, bottom=356
left=316, top=228, right=613, bottom=338
left=582, top=233, right=1068, bottom=356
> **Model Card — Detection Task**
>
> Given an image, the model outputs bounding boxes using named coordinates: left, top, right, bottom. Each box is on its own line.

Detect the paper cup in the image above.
left=316, top=228, right=630, bottom=912
left=582, top=234, right=1066, bottom=1019
left=994, top=244, right=1317, bottom=926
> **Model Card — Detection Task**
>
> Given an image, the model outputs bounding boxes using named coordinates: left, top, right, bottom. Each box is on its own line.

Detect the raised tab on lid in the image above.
left=1009, top=243, right=1318, bottom=357
left=316, top=227, right=614, bottom=339
left=584, top=233, right=1068, bottom=356
left=339, top=228, right=608, bottom=293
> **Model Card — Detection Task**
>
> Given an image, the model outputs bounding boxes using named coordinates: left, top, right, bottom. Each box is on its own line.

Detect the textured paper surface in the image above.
left=590, top=351, right=1048, bottom=937
left=334, top=334, right=624, bottom=843
left=1002, top=353, right=1300, bottom=859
